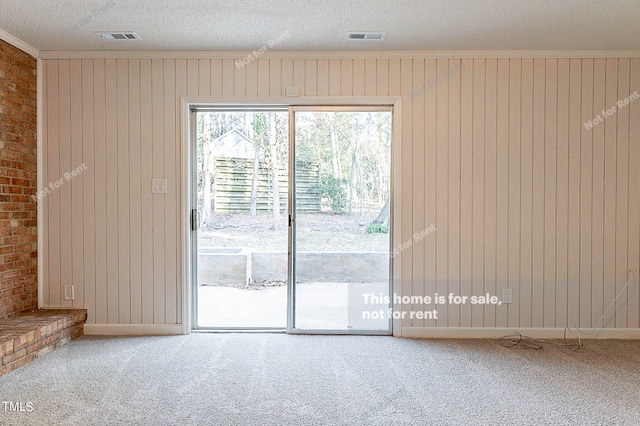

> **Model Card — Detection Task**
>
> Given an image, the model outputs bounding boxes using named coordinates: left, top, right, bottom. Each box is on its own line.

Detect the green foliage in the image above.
left=365, top=223, right=389, bottom=234
left=320, top=174, right=348, bottom=214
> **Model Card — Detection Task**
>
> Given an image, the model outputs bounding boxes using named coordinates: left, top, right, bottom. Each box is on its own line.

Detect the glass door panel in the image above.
left=289, top=108, right=392, bottom=333
left=193, top=109, right=288, bottom=330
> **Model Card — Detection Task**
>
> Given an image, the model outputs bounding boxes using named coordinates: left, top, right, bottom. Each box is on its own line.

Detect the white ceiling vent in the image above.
left=95, top=32, right=141, bottom=41
left=347, top=32, right=386, bottom=41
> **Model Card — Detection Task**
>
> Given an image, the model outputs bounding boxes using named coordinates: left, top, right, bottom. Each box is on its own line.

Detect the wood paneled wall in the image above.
left=40, top=55, right=640, bottom=329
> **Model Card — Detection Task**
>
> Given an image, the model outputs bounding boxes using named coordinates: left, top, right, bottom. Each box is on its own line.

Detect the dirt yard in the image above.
left=197, top=211, right=388, bottom=252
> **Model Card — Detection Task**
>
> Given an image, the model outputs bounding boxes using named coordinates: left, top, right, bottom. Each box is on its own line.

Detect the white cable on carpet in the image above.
left=499, top=270, right=638, bottom=351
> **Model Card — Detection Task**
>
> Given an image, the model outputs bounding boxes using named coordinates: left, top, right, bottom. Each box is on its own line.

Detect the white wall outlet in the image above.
left=502, top=288, right=512, bottom=304
left=152, top=178, right=167, bottom=194
left=64, top=285, right=75, bottom=301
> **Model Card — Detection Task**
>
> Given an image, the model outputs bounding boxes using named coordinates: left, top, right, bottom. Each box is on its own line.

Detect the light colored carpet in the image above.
left=1, top=334, right=639, bottom=425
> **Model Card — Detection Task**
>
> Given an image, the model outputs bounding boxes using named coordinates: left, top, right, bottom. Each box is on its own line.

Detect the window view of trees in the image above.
left=294, top=111, right=391, bottom=229
left=195, top=109, right=392, bottom=252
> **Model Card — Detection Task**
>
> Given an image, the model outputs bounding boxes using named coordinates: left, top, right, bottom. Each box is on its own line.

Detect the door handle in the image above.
left=191, top=209, right=197, bottom=231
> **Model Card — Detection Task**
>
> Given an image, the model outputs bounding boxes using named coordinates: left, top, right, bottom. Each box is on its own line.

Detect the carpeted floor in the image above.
left=0, top=334, right=639, bottom=425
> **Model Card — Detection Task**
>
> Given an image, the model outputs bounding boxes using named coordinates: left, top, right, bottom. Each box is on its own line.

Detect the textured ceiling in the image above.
left=0, top=0, right=639, bottom=52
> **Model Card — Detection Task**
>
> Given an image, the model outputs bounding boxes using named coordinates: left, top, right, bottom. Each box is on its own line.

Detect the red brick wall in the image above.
left=0, top=39, right=38, bottom=318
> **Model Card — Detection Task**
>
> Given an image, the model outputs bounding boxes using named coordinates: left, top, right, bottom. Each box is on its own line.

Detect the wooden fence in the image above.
left=212, top=157, right=320, bottom=213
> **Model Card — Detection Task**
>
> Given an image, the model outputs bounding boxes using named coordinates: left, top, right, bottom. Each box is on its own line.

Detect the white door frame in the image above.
left=180, top=96, right=403, bottom=335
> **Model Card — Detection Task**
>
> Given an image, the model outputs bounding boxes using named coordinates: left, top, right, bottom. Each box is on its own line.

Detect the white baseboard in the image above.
left=84, top=324, right=183, bottom=336
left=82, top=324, right=640, bottom=339
left=400, top=327, right=640, bottom=340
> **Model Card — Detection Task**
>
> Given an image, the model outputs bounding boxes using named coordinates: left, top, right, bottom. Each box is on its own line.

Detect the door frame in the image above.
left=180, top=96, right=403, bottom=335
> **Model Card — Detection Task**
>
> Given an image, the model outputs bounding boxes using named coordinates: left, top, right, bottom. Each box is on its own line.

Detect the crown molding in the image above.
left=38, top=49, right=640, bottom=60
left=0, top=27, right=39, bottom=58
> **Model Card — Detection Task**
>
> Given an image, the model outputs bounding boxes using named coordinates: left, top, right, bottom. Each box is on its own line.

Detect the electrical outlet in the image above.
left=502, top=288, right=512, bottom=304
left=64, top=285, right=75, bottom=301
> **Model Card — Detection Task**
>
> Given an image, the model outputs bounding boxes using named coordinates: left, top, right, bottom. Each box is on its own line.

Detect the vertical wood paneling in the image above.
left=424, top=59, right=437, bottom=326
left=376, top=60, right=389, bottom=96
left=70, top=59, right=84, bottom=309
left=629, top=59, right=640, bottom=328
left=400, top=58, right=413, bottom=328
left=175, top=60, right=187, bottom=322
left=117, top=59, right=131, bottom=324
left=471, top=59, right=486, bottom=327
left=257, top=60, right=270, bottom=97
left=353, top=59, right=365, bottom=96
left=329, top=59, right=341, bottom=96
left=543, top=59, right=557, bottom=328
left=234, top=59, right=246, bottom=96
left=40, top=54, right=640, bottom=331
left=317, top=59, right=329, bottom=96
left=293, top=59, right=305, bottom=95
left=340, top=59, right=352, bottom=95
left=187, top=59, right=198, bottom=97
left=245, top=58, right=258, bottom=97
left=484, top=59, right=497, bottom=327
left=105, top=59, right=118, bottom=324
left=531, top=58, right=546, bottom=327
left=198, top=60, right=210, bottom=97
left=365, top=59, right=376, bottom=96
left=41, top=60, right=48, bottom=305
left=615, top=59, right=630, bottom=327
left=603, top=59, right=618, bottom=327
left=151, top=59, right=165, bottom=324
left=448, top=59, right=462, bottom=327
left=388, top=60, right=400, bottom=96
left=579, top=59, right=594, bottom=327
left=567, top=59, right=582, bottom=327
left=222, top=60, right=234, bottom=97
left=520, top=58, right=534, bottom=327
left=508, top=59, right=522, bottom=327
left=210, top=60, right=222, bottom=97
left=411, top=59, right=425, bottom=327
left=555, top=58, right=570, bottom=327
left=495, top=59, right=509, bottom=327
left=269, top=60, right=281, bottom=96
left=435, top=59, right=449, bottom=326
left=140, top=59, right=154, bottom=324
left=93, top=59, right=107, bottom=324
left=304, top=60, right=317, bottom=96
left=459, top=59, right=473, bottom=327
left=41, top=61, right=49, bottom=308
left=591, top=58, right=606, bottom=326
left=81, top=59, right=96, bottom=323
left=164, top=60, right=178, bottom=324
left=45, top=61, right=59, bottom=307
left=58, top=60, right=71, bottom=308
left=280, top=59, right=293, bottom=93
left=129, top=59, right=142, bottom=324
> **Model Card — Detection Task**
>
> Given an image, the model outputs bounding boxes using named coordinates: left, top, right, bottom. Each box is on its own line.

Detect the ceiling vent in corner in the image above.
left=95, top=32, right=141, bottom=41
left=347, top=32, right=386, bottom=41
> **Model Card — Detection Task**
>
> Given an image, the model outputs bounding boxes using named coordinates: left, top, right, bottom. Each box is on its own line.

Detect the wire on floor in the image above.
left=498, top=269, right=638, bottom=351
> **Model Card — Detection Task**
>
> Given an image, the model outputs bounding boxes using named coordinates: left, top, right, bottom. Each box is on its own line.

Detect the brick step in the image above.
left=0, top=309, right=87, bottom=377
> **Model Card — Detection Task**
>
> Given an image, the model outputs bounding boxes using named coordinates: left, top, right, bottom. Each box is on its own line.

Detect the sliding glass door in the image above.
left=191, top=106, right=393, bottom=334
left=288, top=108, right=392, bottom=334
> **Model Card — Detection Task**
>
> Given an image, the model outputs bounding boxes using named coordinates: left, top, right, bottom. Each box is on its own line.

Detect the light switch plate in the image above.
left=152, top=178, right=167, bottom=194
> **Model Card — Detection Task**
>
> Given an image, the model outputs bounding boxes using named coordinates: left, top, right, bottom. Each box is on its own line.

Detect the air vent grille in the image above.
left=96, top=32, right=141, bottom=41
left=347, top=32, right=386, bottom=41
